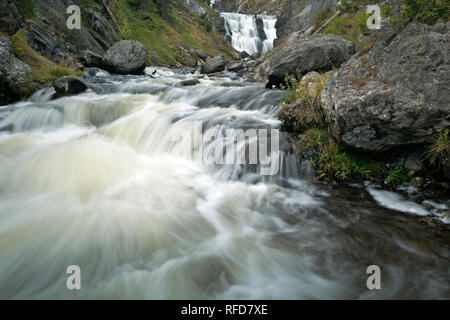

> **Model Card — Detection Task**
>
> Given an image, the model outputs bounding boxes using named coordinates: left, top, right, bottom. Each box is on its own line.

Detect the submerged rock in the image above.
left=52, top=77, right=87, bottom=98
left=102, top=40, right=147, bottom=75
left=322, top=23, right=450, bottom=152
left=201, top=55, right=229, bottom=74
left=179, top=79, right=200, bottom=86
left=255, top=34, right=355, bottom=88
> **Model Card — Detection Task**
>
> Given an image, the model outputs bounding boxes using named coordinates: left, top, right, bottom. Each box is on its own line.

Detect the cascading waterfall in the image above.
left=209, top=0, right=277, bottom=55
left=0, top=69, right=448, bottom=299
left=221, top=13, right=277, bottom=56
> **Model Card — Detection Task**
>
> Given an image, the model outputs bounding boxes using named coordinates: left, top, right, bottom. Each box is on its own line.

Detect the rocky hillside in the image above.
left=0, top=0, right=237, bottom=104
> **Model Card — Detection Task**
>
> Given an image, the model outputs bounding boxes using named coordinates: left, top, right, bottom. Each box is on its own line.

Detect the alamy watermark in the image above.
left=171, top=121, right=280, bottom=176
left=367, top=5, right=382, bottom=30
left=366, top=265, right=381, bottom=290
left=66, top=5, right=81, bottom=30
left=66, top=265, right=81, bottom=290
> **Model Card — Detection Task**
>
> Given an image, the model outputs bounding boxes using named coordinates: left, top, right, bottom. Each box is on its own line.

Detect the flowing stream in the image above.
left=0, top=69, right=448, bottom=299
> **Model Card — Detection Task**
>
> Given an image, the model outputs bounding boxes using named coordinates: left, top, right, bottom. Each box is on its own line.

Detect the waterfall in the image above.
left=221, top=13, right=277, bottom=56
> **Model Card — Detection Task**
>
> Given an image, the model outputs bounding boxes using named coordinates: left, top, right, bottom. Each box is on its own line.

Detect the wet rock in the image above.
left=80, top=50, right=104, bottom=68
left=179, top=79, right=200, bottom=86
left=226, top=61, right=245, bottom=72
left=405, top=156, right=423, bottom=174
left=255, top=34, right=355, bottom=88
left=201, top=55, right=229, bottom=74
left=0, top=36, right=33, bottom=105
left=240, top=51, right=251, bottom=59
left=322, top=23, right=450, bottom=152
left=52, top=77, right=87, bottom=98
left=102, top=40, right=147, bottom=75
left=0, top=0, right=21, bottom=35
left=411, top=176, right=424, bottom=188
left=255, top=17, right=267, bottom=41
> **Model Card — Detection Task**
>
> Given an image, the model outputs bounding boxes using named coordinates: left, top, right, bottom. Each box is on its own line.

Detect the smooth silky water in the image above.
left=0, top=69, right=448, bottom=299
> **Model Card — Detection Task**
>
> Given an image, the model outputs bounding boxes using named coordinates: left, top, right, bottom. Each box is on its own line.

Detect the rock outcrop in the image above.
left=0, top=36, right=33, bottom=105
left=201, top=55, right=229, bottom=74
left=102, top=40, right=147, bottom=75
left=321, top=23, right=450, bottom=153
left=0, top=0, right=21, bottom=36
left=255, top=34, right=356, bottom=88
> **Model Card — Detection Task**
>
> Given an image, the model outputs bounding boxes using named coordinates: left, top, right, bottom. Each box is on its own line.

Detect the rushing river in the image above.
left=0, top=69, right=448, bottom=299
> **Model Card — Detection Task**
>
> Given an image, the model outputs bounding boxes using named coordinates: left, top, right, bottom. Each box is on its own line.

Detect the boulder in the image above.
left=52, top=77, right=87, bottom=98
left=226, top=61, right=245, bottom=72
left=193, top=49, right=207, bottom=60
left=102, top=40, right=147, bottom=75
left=240, top=51, right=251, bottom=59
left=321, top=23, right=450, bottom=153
left=255, top=34, right=355, bottom=88
left=80, top=50, right=104, bottom=68
left=201, top=55, right=229, bottom=74
left=0, top=36, right=33, bottom=105
left=184, top=0, right=206, bottom=16
left=0, top=0, right=21, bottom=35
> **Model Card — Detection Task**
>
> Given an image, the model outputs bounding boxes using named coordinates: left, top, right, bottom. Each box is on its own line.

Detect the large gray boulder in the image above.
left=102, top=40, right=147, bottom=75
left=255, top=34, right=355, bottom=88
left=0, top=36, right=33, bottom=105
left=0, top=0, right=21, bottom=36
left=201, top=55, right=229, bottom=74
left=322, top=23, right=450, bottom=153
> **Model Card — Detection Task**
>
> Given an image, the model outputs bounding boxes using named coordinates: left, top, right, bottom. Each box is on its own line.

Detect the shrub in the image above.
left=12, top=0, right=35, bottom=17
left=402, top=0, right=449, bottom=25
left=302, top=129, right=386, bottom=181
left=279, top=71, right=329, bottom=133
left=426, top=129, right=450, bottom=166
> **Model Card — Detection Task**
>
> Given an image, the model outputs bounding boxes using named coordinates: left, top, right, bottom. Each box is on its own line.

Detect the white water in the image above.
left=221, top=13, right=277, bottom=55
left=0, top=71, right=448, bottom=299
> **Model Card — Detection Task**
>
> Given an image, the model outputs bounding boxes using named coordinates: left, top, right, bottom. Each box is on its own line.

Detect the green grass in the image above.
left=11, top=0, right=35, bottom=17
left=111, top=0, right=233, bottom=66
left=301, top=129, right=389, bottom=182
left=321, top=8, right=372, bottom=51
left=426, top=129, right=450, bottom=166
left=279, top=71, right=328, bottom=133
left=279, top=70, right=409, bottom=184
left=10, top=31, right=83, bottom=98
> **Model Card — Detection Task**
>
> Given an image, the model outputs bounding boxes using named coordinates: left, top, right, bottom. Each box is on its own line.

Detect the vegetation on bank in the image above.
left=10, top=31, right=83, bottom=98
left=279, top=71, right=411, bottom=185
left=277, top=0, right=449, bottom=184
left=111, top=0, right=234, bottom=65
left=313, top=0, right=449, bottom=51
left=426, top=129, right=450, bottom=168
